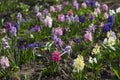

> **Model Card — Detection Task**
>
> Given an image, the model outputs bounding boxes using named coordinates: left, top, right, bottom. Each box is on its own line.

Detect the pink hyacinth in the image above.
left=94, top=8, right=101, bottom=14
left=0, top=56, right=9, bottom=69
left=84, top=31, right=92, bottom=41
left=104, top=12, right=109, bottom=19
left=51, top=50, right=61, bottom=63
left=50, top=6, right=55, bottom=12
left=102, top=4, right=108, bottom=12
left=82, top=2, right=87, bottom=9
left=58, top=14, right=65, bottom=22
left=53, top=27, right=63, bottom=36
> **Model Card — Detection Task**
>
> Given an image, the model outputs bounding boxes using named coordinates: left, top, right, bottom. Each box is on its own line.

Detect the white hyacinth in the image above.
left=44, top=16, right=53, bottom=28
left=116, top=7, right=120, bottom=13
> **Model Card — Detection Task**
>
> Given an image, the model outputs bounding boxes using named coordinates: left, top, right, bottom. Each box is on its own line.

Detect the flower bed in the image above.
left=0, top=0, right=120, bottom=80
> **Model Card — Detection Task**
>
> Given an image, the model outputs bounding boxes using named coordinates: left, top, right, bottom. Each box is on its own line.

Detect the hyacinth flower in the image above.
left=52, top=27, right=63, bottom=36
left=103, top=31, right=116, bottom=46
left=34, top=5, right=39, bottom=13
left=4, top=22, right=12, bottom=30
left=81, top=2, right=87, bottom=9
left=73, top=55, right=85, bottom=72
left=50, top=6, right=55, bottom=12
left=27, top=42, right=39, bottom=49
left=73, top=38, right=81, bottom=43
left=102, top=4, right=108, bottom=12
left=92, top=44, right=100, bottom=55
left=88, top=56, right=97, bottom=64
left=94, top=7, right=101, bottom=15
left=44, top=16, right=53, bottom=28
left=95, top=1, right=101, bottom=7
left=116, top=7, right=120, bottom=13
left=84, top=31, right=92, bottom=41
left=43, top=9, right=49, bottom=15
left=89, top=14, right=94, bottom=21
left=36, top=12, right=44, bottom=22
left=52, top=35, right=63, bottom=48
left=14, top=22, right=19, bottom=32
left=87, top=24, right=96, bottom=32
left=65, top=14, right=75, bottom=22
left=58, top=14, right=65, bottom=22
left=30, top=25, right=40, bottom=33
left=17, top=12, right=25, bottom=23
left=74, top=15, right=79, bottom=22
left=73, top=0, right=79, bottom=10
left=2, top=36, right=10, bottom=49
left=67, top=10, right=73, bottom=16
left=102, top=15, right=114, bottom=33
left=55, top=5, right=62, bottom=12
left=9, top=26, right=17, bottom=36
left=51, top=50, right=61, bottom=63
left=104, top=12, right=109, bottom=19
left=62, top=1, right=68, bottom=6
left=108, top=15, right=114, bottom=25
left=79, top=15, right=85, bottom=23
left=0, top=56, right=10, bottom=69
left=85, top=0, right=95, bottom=7
left=62, top=45, right=72, bottom=55
left=109, top=9, right=116, bottom=16
left=17, top=12, right=22, bottom=21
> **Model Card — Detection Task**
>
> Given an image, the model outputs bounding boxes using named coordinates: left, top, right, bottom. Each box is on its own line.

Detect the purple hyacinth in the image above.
left=102, top=23, right=112, bottom=33
left=79, top=15, right=85, bottom=23
left=73, top=38, right=81, bottom=43
left=102, top=15, right=114, bottom=33
left=107, top=15, right=114, bottom=25
left=73, top=0, right=79, bottom=10
left=43, top=9, right=48, bottom=15
left=89, top=14, right=94, bottom=21
left=9, top=27, right=17, bottom=36
left=34, top=5, right=39, bottom=13
left=4, top=22, right=12, bottom=30
left=63, top=45, right=72, bottom=55
left=52, top=35, right=62, bottom=48
left=14, top=22, right=19, bottom=31
left=27, top=42, right=39, bottom=48
left=62, top=1, right=68, bottom=6
left=85, top=0, right=95, bottom=7
left=88, top=24, right=96, bottom=32
left=30, top=25, right=40, bottom=33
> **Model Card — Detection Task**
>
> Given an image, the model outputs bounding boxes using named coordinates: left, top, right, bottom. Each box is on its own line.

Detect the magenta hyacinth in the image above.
left=68, top=10, right=73, bottom=16
left=84, top=31, right=92, bottom=41
left=51, top=50, right=61, bottom=63
left=0, top=56, right=10, bottom=69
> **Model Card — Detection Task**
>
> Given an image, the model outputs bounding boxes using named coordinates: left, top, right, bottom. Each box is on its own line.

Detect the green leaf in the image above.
left=111, top=63, right=120, bottom=79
